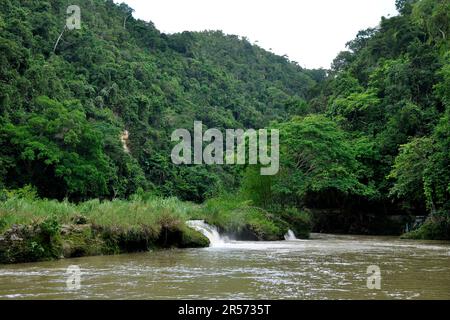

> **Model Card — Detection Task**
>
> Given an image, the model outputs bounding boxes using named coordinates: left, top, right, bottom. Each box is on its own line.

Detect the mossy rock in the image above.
left=180, top=227, right=210, bottom=248
left=0, top=222, right=63, bottom=264
left=401, top=215, right=450, bottom=240
left=155, top=226, right=209, bottom=248
left=1, top=220, right=210, bottom=264
left=61, top=225, right=104, bottom=258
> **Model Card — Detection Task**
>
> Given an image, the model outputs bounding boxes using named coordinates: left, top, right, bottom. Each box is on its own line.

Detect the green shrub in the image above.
left=198, top=195, right=284, bottom=240
left=0, top=195, right=209, bottom=263
left=278, top=207, right=312, bottom=239
left=3, top=185, right=38, bottom=201
left=402, top=213, right=450, bottom=240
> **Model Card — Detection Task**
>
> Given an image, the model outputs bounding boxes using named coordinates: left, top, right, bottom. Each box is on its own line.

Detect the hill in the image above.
left=0, top=0, right=320, bottom=202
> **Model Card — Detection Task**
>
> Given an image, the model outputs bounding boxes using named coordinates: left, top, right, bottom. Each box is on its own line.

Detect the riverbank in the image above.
left=0, top=194, right=311, bottom=264
left=0, top=196, right=210, bottom=264
left=1, top=192, right=447, bottom=264
left=400, top=213, right=450, bottom=240
left=190, top=195, right=312, bottom=241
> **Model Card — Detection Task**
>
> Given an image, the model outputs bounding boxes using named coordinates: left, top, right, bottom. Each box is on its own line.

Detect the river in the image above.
left=0, top=234, right=449, bottom=300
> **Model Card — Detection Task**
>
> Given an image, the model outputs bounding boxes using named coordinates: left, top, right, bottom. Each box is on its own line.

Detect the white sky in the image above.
left=114, top=0, right=398, bottom=69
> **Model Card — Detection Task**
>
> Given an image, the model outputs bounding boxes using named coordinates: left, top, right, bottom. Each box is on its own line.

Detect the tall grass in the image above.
left=0, top=194, right=211, bottom=263
left=0, top=195, right=201, bottom=234
left=0, top=190, right=311, bottom=243
left=192, top=194, right=285, bottom=240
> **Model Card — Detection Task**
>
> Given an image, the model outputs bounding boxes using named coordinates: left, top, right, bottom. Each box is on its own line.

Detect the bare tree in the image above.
left=53, top=25, right=67, bottom=53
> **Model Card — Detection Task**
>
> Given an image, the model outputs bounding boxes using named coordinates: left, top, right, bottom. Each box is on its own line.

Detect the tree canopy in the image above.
left=0, top=0, right=448, bottom=220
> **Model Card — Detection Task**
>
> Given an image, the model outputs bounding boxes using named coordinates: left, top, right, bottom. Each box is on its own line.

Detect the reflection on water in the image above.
left=0, top=234, right=449, bottom=300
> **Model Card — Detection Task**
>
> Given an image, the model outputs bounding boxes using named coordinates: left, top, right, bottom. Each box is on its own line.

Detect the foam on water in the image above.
left=284, top=229, right=297, bottom=241
left=186, top=220, right=227, bottom=247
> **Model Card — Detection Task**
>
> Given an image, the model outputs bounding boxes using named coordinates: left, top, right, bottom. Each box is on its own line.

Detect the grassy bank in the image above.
left=0, top=190, right=312, bottom=264
left=401, top=213, right=450, bottom=240
left=0, top=195, right=209, bottom=264
left=2, top=191, right=445, bottom=265
left=190, top=195, right=312, bottom=241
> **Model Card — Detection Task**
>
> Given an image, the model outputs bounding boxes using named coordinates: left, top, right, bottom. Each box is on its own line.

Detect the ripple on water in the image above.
left=0, top=234, right=449, bottom=300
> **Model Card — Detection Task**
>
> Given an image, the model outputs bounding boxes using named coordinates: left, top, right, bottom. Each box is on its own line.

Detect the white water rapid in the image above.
left=284, top=229, right=297, bottom=241
left=186, top=220, right=227, bottom=247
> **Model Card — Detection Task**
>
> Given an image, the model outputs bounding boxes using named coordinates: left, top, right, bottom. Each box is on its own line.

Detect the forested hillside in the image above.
left=312, top=0, right=449, bottom=217
left=0, top=0, right=319, bottom=202
left=239, top=0, right=449, bottom=236
left=0, top=0, right=449, bottom=239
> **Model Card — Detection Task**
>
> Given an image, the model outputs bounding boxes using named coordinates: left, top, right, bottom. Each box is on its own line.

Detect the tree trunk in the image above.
left=53, top=26, right=67, bottom=53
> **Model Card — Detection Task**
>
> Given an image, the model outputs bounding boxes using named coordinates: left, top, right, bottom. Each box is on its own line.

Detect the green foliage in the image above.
left=194, top=195, right=288, bottom=241
left=0, top=96, right=136, bottom=200
left=328, top=89, right=382, bottom=131
left=179, top=227, right=210, bottom=248
left=0, top=194, right=199, bottom=234
left=277, top=207, right=312, bottom=239
left=274, top=115, right=372, bottom=204
left=389, top=137, right=432, bottom=211
left=39, top=216, right=61, bottom=237
left=237, top=0, right=449, bottom=234
left=412, top=0, right=449, bottom=47
left=240, top=166, right=274, bottom=208
left=402, top=212, right=450, bottom=240
left=389, top=108, right=450, bottom=214
left=311, top=0, right=450, bottom=219
left=0, top=195, right=209, bottom=263
left=0, top=0, right=448, bottom=240
left=0, top=0, right=318, bottom=202
left=423, top=110, right=450, bottom=212
left=2, top=185, right=38, bottom=200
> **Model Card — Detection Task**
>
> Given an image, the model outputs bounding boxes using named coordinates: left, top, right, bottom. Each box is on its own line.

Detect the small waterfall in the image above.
left=120, top=130, right=130, bottom=153
left=187, top=220, right=226, bottom=247
left=284, top=229, right=297, bottom=241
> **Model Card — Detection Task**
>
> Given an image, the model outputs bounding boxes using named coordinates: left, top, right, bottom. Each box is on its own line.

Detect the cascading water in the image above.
left=284, top=229, right=297, bottom=241
left=186, top=220, right=227, bottom=247
left=187, top=220, right=298, bottom=247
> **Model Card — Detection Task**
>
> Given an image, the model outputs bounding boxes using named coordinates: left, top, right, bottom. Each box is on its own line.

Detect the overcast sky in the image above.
left=114, top=0, right=398, bottom=69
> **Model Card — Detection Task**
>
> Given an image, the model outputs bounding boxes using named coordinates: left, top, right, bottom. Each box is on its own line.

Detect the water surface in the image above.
left=0, top=234, right=449, bottom=299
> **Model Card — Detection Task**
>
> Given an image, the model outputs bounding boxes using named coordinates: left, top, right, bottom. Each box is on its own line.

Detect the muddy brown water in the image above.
left=0, top=234, right=449, bottom=299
